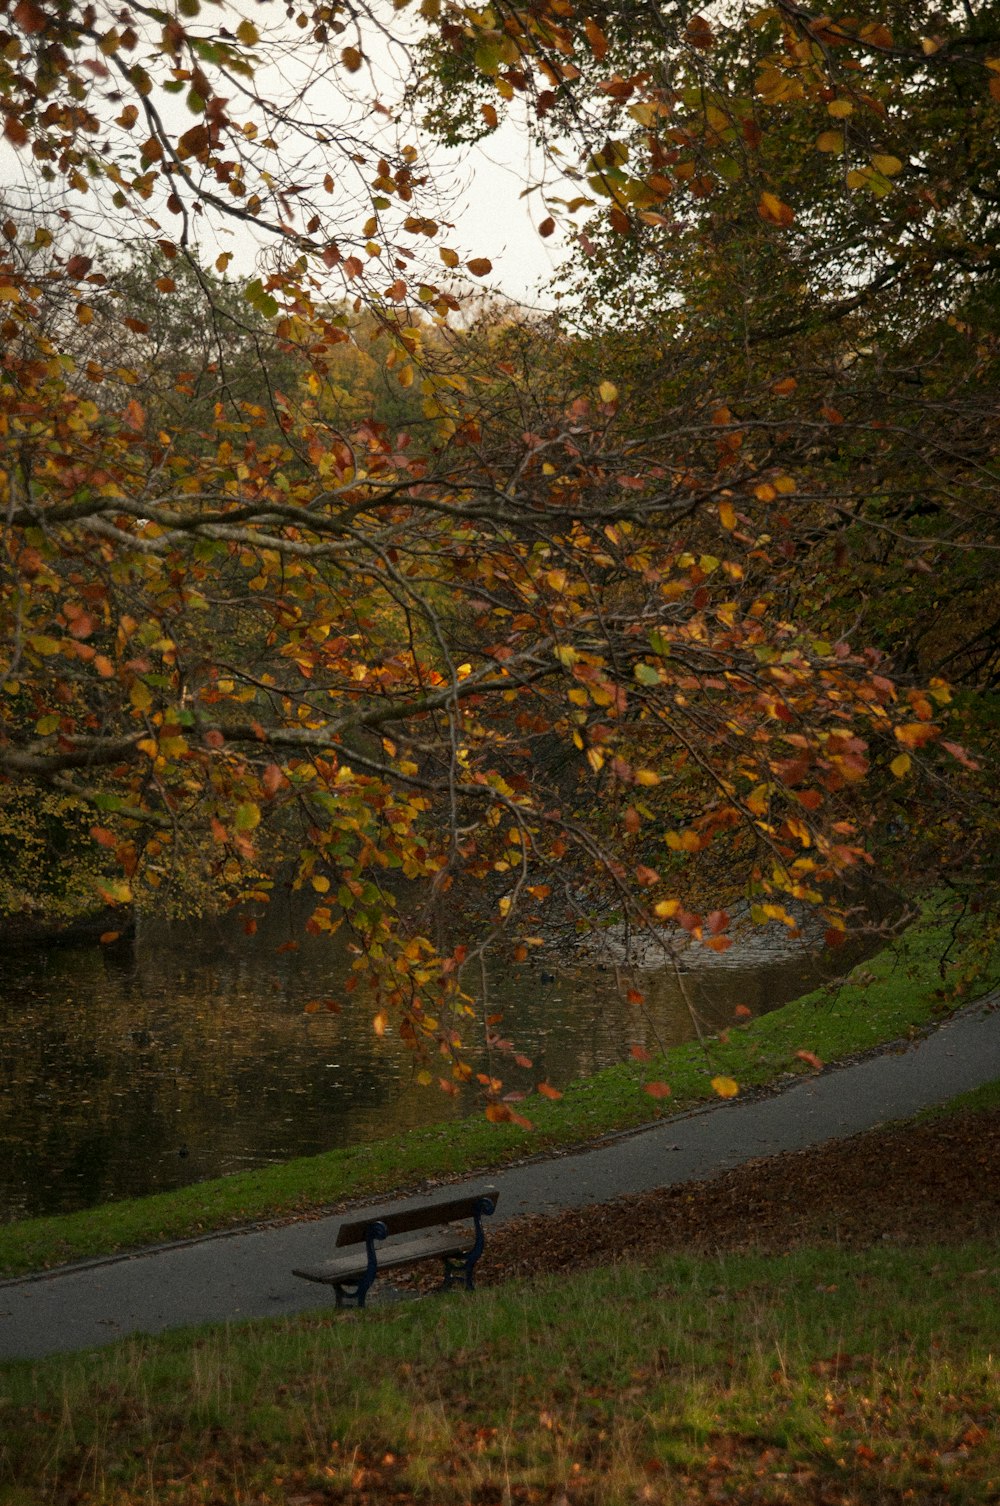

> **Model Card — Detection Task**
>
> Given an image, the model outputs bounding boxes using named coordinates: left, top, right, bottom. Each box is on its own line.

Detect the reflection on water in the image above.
left=0, top=897, right=869, bottom=1219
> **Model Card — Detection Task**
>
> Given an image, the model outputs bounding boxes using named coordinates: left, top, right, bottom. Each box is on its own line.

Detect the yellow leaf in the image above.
left=758, top=191, right=794, bottom=226
left=719, top=500, right=736, bottom=530
left=871, top=153, right=903, bottom=177
left=816, top=130, right=843, bottom=154
left=889, top=753, right=911, bottom=778
left=634, top=769, right=660, bottom=786
left=598, top=380, right=618, bottom=404
left=373, top=1012, right=387, bottom=1037
left=654, top=899, right=680, bottom=919
left=827, top=99, right=853, bottom=117
left=711, top=1075, right=739, bottom=1099
left=311, top=874, right=330, bottom=892
left=439, top=246, right=459, bottom=268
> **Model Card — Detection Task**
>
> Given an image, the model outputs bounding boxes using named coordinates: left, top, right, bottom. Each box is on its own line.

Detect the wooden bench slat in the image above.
left=293, top=1230, right=471, bottom=1286
left=335, top=1187, right=499, bottom=1247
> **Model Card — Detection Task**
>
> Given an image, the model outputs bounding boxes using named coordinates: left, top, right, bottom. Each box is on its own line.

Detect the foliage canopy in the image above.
left=1, top=0, right=996, bottom=1107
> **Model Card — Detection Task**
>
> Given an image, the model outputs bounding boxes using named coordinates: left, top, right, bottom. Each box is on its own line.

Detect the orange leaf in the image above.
left=630, top=1044, right=652, bottom=1062
left=262, top=762, right=286, bottom=798
left=466, top=257, right=492, bottom=277
left=303, top=1001, right=320, bottom=1014
left=583, top=17, right=608, bottom=59
left=643, top=1080, right=671, bottom=1099
left=486, top=1102, right=513, bottom=1123
left=795, top=1049, right=823, bottom=1070
left=99, top=931, right=121, bottom=945
left=536, top=1081, right=563, bottom=1100
left=941, top=740, right=980, bottom=771
left=734, top=1004, right=753, bottom=1020
left=895, top=721, right=939, bottom=748
left=123, top=399, right=145, bottom=432
left=514, top=1053, right=533, bottom=1069
left=90, top=826, right=117, bottom=849
left=758, top=191, right=794, bottom=227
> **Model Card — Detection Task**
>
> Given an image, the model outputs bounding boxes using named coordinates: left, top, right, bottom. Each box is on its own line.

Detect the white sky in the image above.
left=0, top=4, right=574, bottom=309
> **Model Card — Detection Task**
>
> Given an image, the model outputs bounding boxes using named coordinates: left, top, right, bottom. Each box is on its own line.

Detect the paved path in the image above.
left=2, top=997, right=998, bottom=1361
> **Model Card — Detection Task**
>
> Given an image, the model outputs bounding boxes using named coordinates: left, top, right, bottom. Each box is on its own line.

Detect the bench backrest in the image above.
left=335, top=1187, right=499, bottom=1248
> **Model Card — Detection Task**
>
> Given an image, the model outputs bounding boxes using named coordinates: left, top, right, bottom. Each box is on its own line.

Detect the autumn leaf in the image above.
left=537, top=1081, right=563, bottom=1100
left=758, top=191, right=794, bottom=227
left=643, top=1080, right=671, bottom=1098
left=795, top=1049, right=823, bottom=1070
left=466, top=258, right=492, bottom=277
left=895, top=722, right=939, bottom=749
left=234, top=802, right=261, bottom=832
left=711, top=1076, right=739, bottom=1099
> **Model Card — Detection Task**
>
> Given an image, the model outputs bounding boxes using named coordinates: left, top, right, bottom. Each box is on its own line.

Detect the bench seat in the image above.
left=294, top=1228, right=474, bottom=1285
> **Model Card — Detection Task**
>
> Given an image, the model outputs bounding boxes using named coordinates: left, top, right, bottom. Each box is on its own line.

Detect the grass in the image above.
left=915, top=1078, right=1000, bottom=1121
left=0, top=1241, right=996, bottom=1504
left=0, top=891, right=995, bottom=1279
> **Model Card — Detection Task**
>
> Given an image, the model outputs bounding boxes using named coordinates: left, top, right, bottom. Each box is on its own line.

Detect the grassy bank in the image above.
left=0, top=893, right=995, bottom=1278
left=1, top=1240, right=996, bottom=1504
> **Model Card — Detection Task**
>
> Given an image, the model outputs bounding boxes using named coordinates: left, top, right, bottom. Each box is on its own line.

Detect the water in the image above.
left=0, top=898, right=872, bottom=1219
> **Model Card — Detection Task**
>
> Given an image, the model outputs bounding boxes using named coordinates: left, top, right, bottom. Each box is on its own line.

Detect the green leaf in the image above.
left=234, top=802, right=261, bottom=832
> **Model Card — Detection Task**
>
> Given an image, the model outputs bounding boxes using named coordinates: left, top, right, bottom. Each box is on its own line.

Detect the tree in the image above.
left=1, top=0, right=993, bottom=1111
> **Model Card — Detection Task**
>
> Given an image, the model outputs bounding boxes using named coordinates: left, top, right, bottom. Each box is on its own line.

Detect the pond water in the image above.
left=0, top=898, right=872, bottom=1220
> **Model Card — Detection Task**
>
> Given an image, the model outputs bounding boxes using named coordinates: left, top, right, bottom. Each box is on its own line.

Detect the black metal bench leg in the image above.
left=333, top=1219, right=387, bottom=1308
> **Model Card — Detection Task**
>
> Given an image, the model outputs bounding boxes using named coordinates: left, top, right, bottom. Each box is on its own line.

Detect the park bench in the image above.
left=292, top=1187, right=499, bottom=1309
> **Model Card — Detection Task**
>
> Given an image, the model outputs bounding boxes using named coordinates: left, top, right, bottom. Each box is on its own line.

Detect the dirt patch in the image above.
left=394, top=1107, right=999, bottom=1295
left=478, top=1107, right=1000, bottom=1284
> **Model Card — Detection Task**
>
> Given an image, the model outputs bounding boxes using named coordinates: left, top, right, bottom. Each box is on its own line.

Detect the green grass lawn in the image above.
left=0, top=891, right=995, bottom=1279
left=1, top=1240, right=996, bottom=1505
